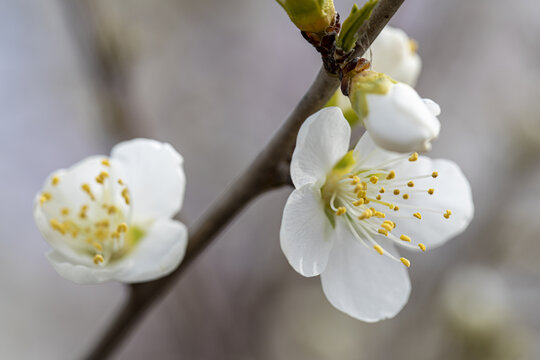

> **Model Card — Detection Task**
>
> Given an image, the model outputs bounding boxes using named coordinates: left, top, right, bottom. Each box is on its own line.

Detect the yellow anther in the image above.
left=95, top=219, right=110, bottom=228
left=386, top=170, right=395, bottom=180
left=79, top=205, right=88, bottom=219
left=373, top=211, right=386, bottom=218
left=357, top=190, right=367, bottom=198
left=403, top=194, right=409, bottom=200
left=379, top=187, right=385, bottom=193
left=111, top=231, right=120, bottom=239
left=351, top=176, right=360, bottom=185
left=107, top=205, right=118, bottom=214
left=400, top=257, right=411, bottom=268
left=121, top=188, right=130, bottom=205
left=50, top=218, right=66, bottom=235
left=93, top=254, right=104, bottom=265
left=413, top=212, right=422, bottom=219
left=95, top=171, right=110, bottom=185
left=408, top=152, right=419, bottom=162
left=428, top=188, right=435, bottom=195
left=383, top=220, right=395, bottom=229
left=93, top=242, right=103, bottom=252
left=353, top=199, right=364, bottom=206
left=409, top=39, right=418, bottom=53
left=335, top=206, right=347, bottom=216
left=376, top=194, right=382, bottom=200
left=443, top=209, right=452, bottom=219
left=117, top=223, right=128, bottom=233
left=389, top=204, right=395, bottom=210
left=358, top=209, right=373, bottom=220
left=394, top=206, right=399, bottom=211
left=373, top=245, right=384, bottom=255
left=40, top=192, right=53, bottom=205
left=418, top=243, right=426, bottom=252
left=380, top=223, right=393, bottom=232
left=61, top=208, right=70, bottom=216
left=361, top=181, right=367, bottom=190
left=101, top=159, right=110, bottom=167
left=393, top=189, right=400, bottom=195
left=432, top=172, right=439, bottom=178
left=117, top=179, right=124, bottom=185
left=400, top=234, right=411, bottom=242
left=370, top=176, right=379, bottom=184
left=81, top=183, right=95, bottom=200
left=51, top=176, right=60, bottom=186
left=407, top=181, right=415, bottom=187
left=378, top=228, right=389, bottom=236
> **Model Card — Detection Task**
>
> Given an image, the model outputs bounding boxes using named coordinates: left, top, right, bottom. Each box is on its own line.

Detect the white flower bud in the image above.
left=349, top=71, right=441, bottom=153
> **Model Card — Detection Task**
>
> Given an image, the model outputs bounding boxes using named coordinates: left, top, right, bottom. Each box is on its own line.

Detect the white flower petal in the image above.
left=280, top=184, right=335, bottom=277
left=353, top=132, right=404, bottom=169
left=45, top=217, right=187, bottom=284
left=321, top=222, right=411, bottom=322
left=392, top=157, right=474, bottom=249
left=367, top=26, right=422, bottom=87
left=291, top=107, right=351, bottom=188
left=47, top=250, right=122, bottom=284
left=364, top=83, right=441, bottom=153
left=111, top=139, right=185, bottom=222
left=423, top=98, right=441, bottom=116
left=33, top=156, right=116, bottom=267
left=115, top=218, right=188, bottom=283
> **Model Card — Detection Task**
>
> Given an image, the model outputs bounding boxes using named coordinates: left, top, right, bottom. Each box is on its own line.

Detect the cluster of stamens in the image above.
left=326, top=152, right=451, bottom=268
left=39, top=158, right=132, bottom=265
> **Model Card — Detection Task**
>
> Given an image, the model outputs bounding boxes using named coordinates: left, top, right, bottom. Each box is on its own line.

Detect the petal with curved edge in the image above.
left=111, top=139, right=185, bottom=223
left=353, top=132, right=405, bottom=170
left=46, top=219, right=187, bottom=284
left=367, top=26, right=422, bottom=87
left=423, top=98, right=441, bottom=116
left=321, top=222, right=411, bottom=322
left=291, top=107, right=351, bottom=188
left=115, top=218, right=188, bottom=283
left=390, top=157, right=474, bottom=249
left=47, top=251, right=123, bottom=284
left=364, top=83, right=440, bottom=153
left=280, top=184, right=335, bottom=277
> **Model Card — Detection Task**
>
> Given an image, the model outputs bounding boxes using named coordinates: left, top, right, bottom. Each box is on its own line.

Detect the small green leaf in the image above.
left=337, top=0, right=378, bottom=52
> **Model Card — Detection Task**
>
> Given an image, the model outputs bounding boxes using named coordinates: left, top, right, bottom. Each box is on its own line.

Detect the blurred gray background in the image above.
left=2, top=0, right=540, bottom=359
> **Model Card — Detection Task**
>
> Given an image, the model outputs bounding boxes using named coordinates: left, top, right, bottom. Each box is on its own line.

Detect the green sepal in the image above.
left=349, top=70, right=394, bottom=120
left=325, top=91, right=360, bottom=126
left=337, top=0, right=378, bottom=52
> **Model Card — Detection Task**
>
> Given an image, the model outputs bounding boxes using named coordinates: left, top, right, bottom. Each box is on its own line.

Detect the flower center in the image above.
left=322, top=151, right=451, bottom=267
left=39, top=158, right=138, bottom=265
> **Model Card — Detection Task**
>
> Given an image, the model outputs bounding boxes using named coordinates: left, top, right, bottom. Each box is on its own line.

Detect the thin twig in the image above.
left=83, top=0, right=404, bottom=358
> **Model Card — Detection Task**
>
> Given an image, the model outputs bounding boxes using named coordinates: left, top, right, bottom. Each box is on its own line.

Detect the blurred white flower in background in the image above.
left=280, top=107, right=473, bottom=321
left=33, top=139, right=188, bottom=284
left=368, top=26, right=421, bottom=87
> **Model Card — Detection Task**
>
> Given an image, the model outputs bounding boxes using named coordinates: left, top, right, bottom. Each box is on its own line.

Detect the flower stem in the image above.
left=83, top=0, right=404, bottom=358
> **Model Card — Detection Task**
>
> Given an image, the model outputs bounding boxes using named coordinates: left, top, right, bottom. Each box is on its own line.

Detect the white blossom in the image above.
left=34, top=139, right=188, bottom=284
left=367, top=26, right=422, bottom=87
left=281, top=107, right=473, bottom=321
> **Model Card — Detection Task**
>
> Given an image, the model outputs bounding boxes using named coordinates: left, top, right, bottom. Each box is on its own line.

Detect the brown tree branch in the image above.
left=83, top=0, right=404, bottom=358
